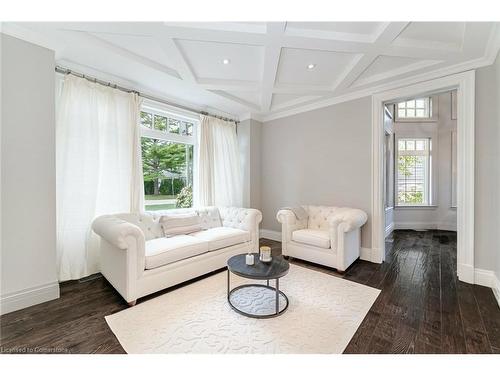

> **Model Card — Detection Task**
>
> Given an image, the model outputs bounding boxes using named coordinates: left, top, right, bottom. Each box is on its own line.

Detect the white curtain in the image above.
left=56, top=75, right=143, bottom=281
left=195, top=115, right=242, bottom=207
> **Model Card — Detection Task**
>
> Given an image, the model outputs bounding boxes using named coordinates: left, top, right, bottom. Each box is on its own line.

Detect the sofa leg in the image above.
left=127, top=300, right=137, bottom=307
left=336, top=269, right=345, bottom=275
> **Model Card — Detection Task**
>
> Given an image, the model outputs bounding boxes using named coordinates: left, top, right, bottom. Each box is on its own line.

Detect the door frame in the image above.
left=371, top=70, right=475, bottom=283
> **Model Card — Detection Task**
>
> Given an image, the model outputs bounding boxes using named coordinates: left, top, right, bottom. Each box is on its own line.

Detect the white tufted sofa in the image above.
left=92, top=206, right=262, bottom=305
left=276, top=205, right=367, bottom=272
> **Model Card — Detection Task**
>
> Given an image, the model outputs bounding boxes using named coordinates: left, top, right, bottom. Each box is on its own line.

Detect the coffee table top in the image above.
left=227, top=253, right=290, bottom=280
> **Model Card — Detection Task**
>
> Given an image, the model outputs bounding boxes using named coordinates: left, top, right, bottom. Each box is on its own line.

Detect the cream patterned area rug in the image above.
left=105, top=264, right=380, bottom=354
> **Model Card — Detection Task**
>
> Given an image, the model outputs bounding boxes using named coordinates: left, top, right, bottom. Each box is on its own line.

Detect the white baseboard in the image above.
left=360, top=247, right=383, bottom=264
left=0, top=281, right=60, bottom=315
left=385, top=222, right=395, bottom=238
left=259, top=229, right=281, bottom=242
left=360, top=247, right=372, bottom=261
left=473, top=268, right=500, bottom=308
left=474, top=268, right=495, bottom=287
left=394, top=222, right=457, bottom=231
left=492, top=273, right=500, bottom=308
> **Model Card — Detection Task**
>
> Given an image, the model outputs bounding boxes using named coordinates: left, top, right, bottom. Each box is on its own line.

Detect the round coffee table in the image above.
left=227, top=253, right=290, bottom=318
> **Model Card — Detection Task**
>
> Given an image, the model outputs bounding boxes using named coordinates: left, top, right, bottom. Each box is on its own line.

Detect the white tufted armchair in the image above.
left=276, top=205, right=367, bottom=272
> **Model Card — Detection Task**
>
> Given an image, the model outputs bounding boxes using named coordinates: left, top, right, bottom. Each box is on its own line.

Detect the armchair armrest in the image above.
left=276, top=209, right=308, bottom=247
left=92, top=215, right=145, bottom=249
left=327, top=208, right=368, bottom=233
left=327, top=208, right=367, bottom=252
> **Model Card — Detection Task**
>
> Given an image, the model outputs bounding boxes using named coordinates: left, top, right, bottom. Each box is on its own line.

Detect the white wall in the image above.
left=238, top=118, right=262, bottom=210
left=260, top=97, right=372, bottom=248
left=392, top=92, right=457, bottom=231
left=475, top=51, right=500, bottom=274
left=1, top=34, right=59, bottom=314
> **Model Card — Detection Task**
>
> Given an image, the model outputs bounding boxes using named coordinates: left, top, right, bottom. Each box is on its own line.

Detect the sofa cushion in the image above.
left=190, top=227, right=250, bottom=251
left=292, top=229, right=331, bottom=249
left=144, top=236, right=209, bottom=269
left=160, top=213, right=202, bottom=237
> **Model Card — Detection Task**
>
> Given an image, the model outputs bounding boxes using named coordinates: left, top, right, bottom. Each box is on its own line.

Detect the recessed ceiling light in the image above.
left=307, top=64, right=316, bottom=70
left=222, top=58, right=231, bottom=65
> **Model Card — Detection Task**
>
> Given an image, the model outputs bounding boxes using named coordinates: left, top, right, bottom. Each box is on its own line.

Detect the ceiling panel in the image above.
left=395, top=22, right=466, bottom=48
left=175, top=39, right=264, bottom=82
left=357, top=55, right=426, bottom=79
left=89, top=32, right=176, bottom=69
left=4, top=21, right=498, bottom=120
left=276, top=47, right=360, bottom=86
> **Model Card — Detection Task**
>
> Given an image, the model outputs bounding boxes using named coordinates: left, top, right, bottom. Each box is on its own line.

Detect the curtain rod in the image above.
left=55, top=66, right=239, bottom=124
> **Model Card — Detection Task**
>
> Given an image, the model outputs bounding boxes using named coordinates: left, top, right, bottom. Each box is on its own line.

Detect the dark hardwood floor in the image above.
left=1, top=230, right=499, bottom=354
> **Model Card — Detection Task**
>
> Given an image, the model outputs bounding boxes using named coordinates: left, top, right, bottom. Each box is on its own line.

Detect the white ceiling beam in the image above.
left=159, top=24, right=268, bottom=45
left=260, top=22, right=286, bottom=112
left=333, top=22, right=410, bottom=93
left=197, top=78, right=261, bottom=91
left=209, top=90, right=261, bottom=111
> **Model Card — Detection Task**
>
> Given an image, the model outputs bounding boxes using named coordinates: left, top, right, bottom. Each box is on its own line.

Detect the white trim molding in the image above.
left=493, top=273, right=500, bottom=308
left=385, top=222, right=395, bottom=238
left=372, top=70, right=475, bottom=284
left=393, top=222, right=457, bottom=231
left=474, top=269, right=500, bottom=308
left=360, top=247, right=378, bottom=262
left=0, top=282, right=60, bottom=315
left=259, top=229, right=282, bottom=242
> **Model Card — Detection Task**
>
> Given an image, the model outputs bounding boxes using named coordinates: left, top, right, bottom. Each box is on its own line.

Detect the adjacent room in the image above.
left=1, top=17, right=500, bottom=358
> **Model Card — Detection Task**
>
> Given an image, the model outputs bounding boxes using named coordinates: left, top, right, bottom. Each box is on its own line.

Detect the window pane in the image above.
left=397, top=138, right=429, bottom=205
left=140, top=111, right=152, bottom=128
left=398, top=140, right=406, bottom=150
left=154, top=115, right=167, bottom=131
left=168, top=118, right=180, bottom=134
left=186, top=122, right=193, bottom=136
left=180, top=121, right=194, bottom=136
left=142, top=138, right=193, bottom=211
left=397, top=97, right=431, bottom=119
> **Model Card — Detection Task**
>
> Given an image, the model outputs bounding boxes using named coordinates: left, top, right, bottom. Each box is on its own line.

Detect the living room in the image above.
left=1, top=0, right=500, bottom=371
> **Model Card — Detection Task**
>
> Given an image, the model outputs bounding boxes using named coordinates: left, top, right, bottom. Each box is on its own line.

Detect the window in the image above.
left=396, top=97, right=432, bottom=120
left=140, top=105, right=197, bottom=211
left=396, top=138, right=431, bottom=206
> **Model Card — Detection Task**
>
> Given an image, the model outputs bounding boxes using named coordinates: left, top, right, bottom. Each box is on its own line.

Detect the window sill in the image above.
left=395, top=205, right=438, bottom=210
left=394, top=118, right=437, bottom=123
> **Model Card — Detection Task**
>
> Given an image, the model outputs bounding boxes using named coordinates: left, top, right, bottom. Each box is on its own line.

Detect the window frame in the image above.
left=394, top=97, right=437, bottom=123
left=139, top=99, right=199, bottom=210
left=395, top=137, right=432, bottom=207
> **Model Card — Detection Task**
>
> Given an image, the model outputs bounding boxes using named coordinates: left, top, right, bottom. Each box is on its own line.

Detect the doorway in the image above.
left=371, top=71, right=475, bottom=283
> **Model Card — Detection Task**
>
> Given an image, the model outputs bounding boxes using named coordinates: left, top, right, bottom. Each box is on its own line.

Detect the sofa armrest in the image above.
left=219, top=207, right=262, bottom=232
left=218, top=207, right=262, bottom=252
left=92, top=215, right=145, bottom=249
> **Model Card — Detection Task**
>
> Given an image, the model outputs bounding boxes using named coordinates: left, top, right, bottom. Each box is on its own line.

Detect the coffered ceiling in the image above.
left=3, top=22, right=500, bottom=121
